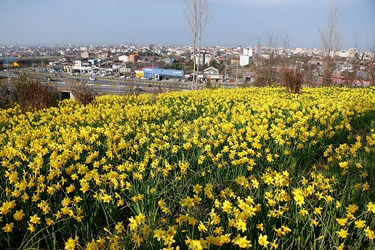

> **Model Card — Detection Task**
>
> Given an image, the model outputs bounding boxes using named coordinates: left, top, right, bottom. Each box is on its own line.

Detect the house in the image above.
left=73, top=60, right=93, bottom=74
left=244, top=72, right=255, bottom=83
left=204, top=66, right=223, bottom=83
left=118, top=55, right=129, bottom=62
left=135, top=69, right=144, bottom=78
left=81, top=51, right=90, bottom=59
left=98, top=52, right=109, bottom=59
left=231, top=59, right=240, bottom=65
left=193, top=52, right=212, bottom=65
left=204, top=66, right=219, bottom=75
left=164, top=58, right=175, bottom=64
left=129, top=54, right=140, bottom=63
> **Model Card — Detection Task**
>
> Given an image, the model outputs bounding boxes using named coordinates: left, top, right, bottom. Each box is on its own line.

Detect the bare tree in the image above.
left=184, top=0, right=212, bottom=90
left=368, top=40, right=375, bottom=86
left=342, top=68, right=357, bottom=86
left=319, top=0, right=342, bottom=86
left=0, top=83, right=16, bottom=109
left=71, top=83, right=97, bottom=105
left=12, top=73, right=60, bottom=112
left=184, top=0, right=198, bottom=89
left=265, top=32, right=278, bottom=85
left=280, top=32, right=291, bottom=74
left=282, top=68, right=303, bottom=94
left=281, top=33, right=291, bottom=52
left=253, top=32, right=280, bottom=86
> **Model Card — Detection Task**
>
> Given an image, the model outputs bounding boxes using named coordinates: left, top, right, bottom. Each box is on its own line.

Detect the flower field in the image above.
left=1, top=87, right=375, bottom=249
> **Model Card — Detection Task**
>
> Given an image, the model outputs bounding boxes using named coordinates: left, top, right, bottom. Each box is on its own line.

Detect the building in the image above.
left=98, top=52, right=109, bottom=59
left=244, top=72, right=255, bottom=83
left=135, top=69, right=144, bottom=78
left=73, top=60, right=93, bottom=74
left=348, top=48, right=357, bottom=58
left=118, top=55, right=129, bottom=62
left=231, top=59, right=240, bottom=65
left=88, top=58, right=100, bottom=66
left=143, top=68, right=184, bottom=80
left=164, top=58, right=175, bottom=64
left=338, top=50, right=348, bottom=58
left=193, top=52, right=212, bottom=66
left=204, top=66, right=223, bottom=83
left=240, top=55, right=250, bottom=66
left=81, top=51, right=90, bottom=59
left=243, top=47, right=254, bottom=57
left=129, top=54, right=140, bottom=63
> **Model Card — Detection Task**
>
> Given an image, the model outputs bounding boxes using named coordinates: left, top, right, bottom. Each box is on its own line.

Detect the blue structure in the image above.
left=143, top=68, right=184, bottom=80
left=1, top=57, right=17, bottom=64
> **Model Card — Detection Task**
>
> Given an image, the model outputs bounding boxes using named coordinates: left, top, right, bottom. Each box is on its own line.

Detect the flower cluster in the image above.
left=0, top=87, right=374, bottom=249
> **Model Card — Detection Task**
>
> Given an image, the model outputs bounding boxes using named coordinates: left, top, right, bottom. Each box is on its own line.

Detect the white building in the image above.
left=73, top=60, right=93, bottom=74
left=118, top=55, right=129, bottom=62
left=243, top=47, right=254, bottom=57
left=88, top=59, right=100, bottom=66
left=204, top=66, right=223, bottom=83
left=338, top=50, right=348, bottom=58
left=193, top=53, right=212, bottom=66
left=295, top=48, right=304, bottom=54
left=348, top=48, right=357, bottom=58
left=240, top=55, right=250, bottom=66
left=74, top=60, right=82, bottom=68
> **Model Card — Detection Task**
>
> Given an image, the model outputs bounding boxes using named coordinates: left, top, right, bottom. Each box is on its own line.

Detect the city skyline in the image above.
left=1, top=0, right=375, bottom=51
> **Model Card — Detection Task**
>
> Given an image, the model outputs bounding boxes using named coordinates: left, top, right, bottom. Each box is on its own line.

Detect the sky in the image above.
left=1, top=0, right=374, bottom=50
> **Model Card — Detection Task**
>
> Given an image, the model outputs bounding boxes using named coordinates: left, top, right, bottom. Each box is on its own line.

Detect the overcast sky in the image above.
left=1, top=0, right=374, bottom=50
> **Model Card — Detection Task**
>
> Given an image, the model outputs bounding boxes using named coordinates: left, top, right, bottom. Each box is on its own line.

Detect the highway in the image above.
left=0, top=69, right=205, bottom=94
left=0, top=69, right=237, bottom=94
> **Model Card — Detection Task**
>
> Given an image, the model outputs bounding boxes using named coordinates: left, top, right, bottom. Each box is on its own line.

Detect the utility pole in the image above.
left=224, top=64, right=227, bottom=83
left=7, top=61, right=10, bottom=85
left=235, top=64, right=239, bottom=86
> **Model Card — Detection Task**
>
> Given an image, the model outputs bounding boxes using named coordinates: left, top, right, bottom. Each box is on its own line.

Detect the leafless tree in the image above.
left=342, top=69, right=357, bottom=86
left=265, top=32, right=278, bottom=85
left=71, top=83, right=97, bottom=105
left=12, top=73, right=60, bottom=112
left=368, top=40, right=375, bottom=86
left=280, top=32, right=292, bottom=72
left=282, top=68, right=303, bottom=94
left=319, top=0, right=342, bottom=86
left=254, top=32, right=282, bottom=86
left=0, top=82, right=16, bottom=109
left=184, top=0, right=212, bottom=89
left=281, top=33, right=291, bottom=52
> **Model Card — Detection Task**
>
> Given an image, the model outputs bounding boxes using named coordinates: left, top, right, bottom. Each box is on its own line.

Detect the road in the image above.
left=0, top=69, right=237, bottom=94
left=0, top=69, right=204, bottom=94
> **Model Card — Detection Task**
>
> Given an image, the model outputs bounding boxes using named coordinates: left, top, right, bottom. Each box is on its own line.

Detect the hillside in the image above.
left=1, top=87, right=375, bottom=249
